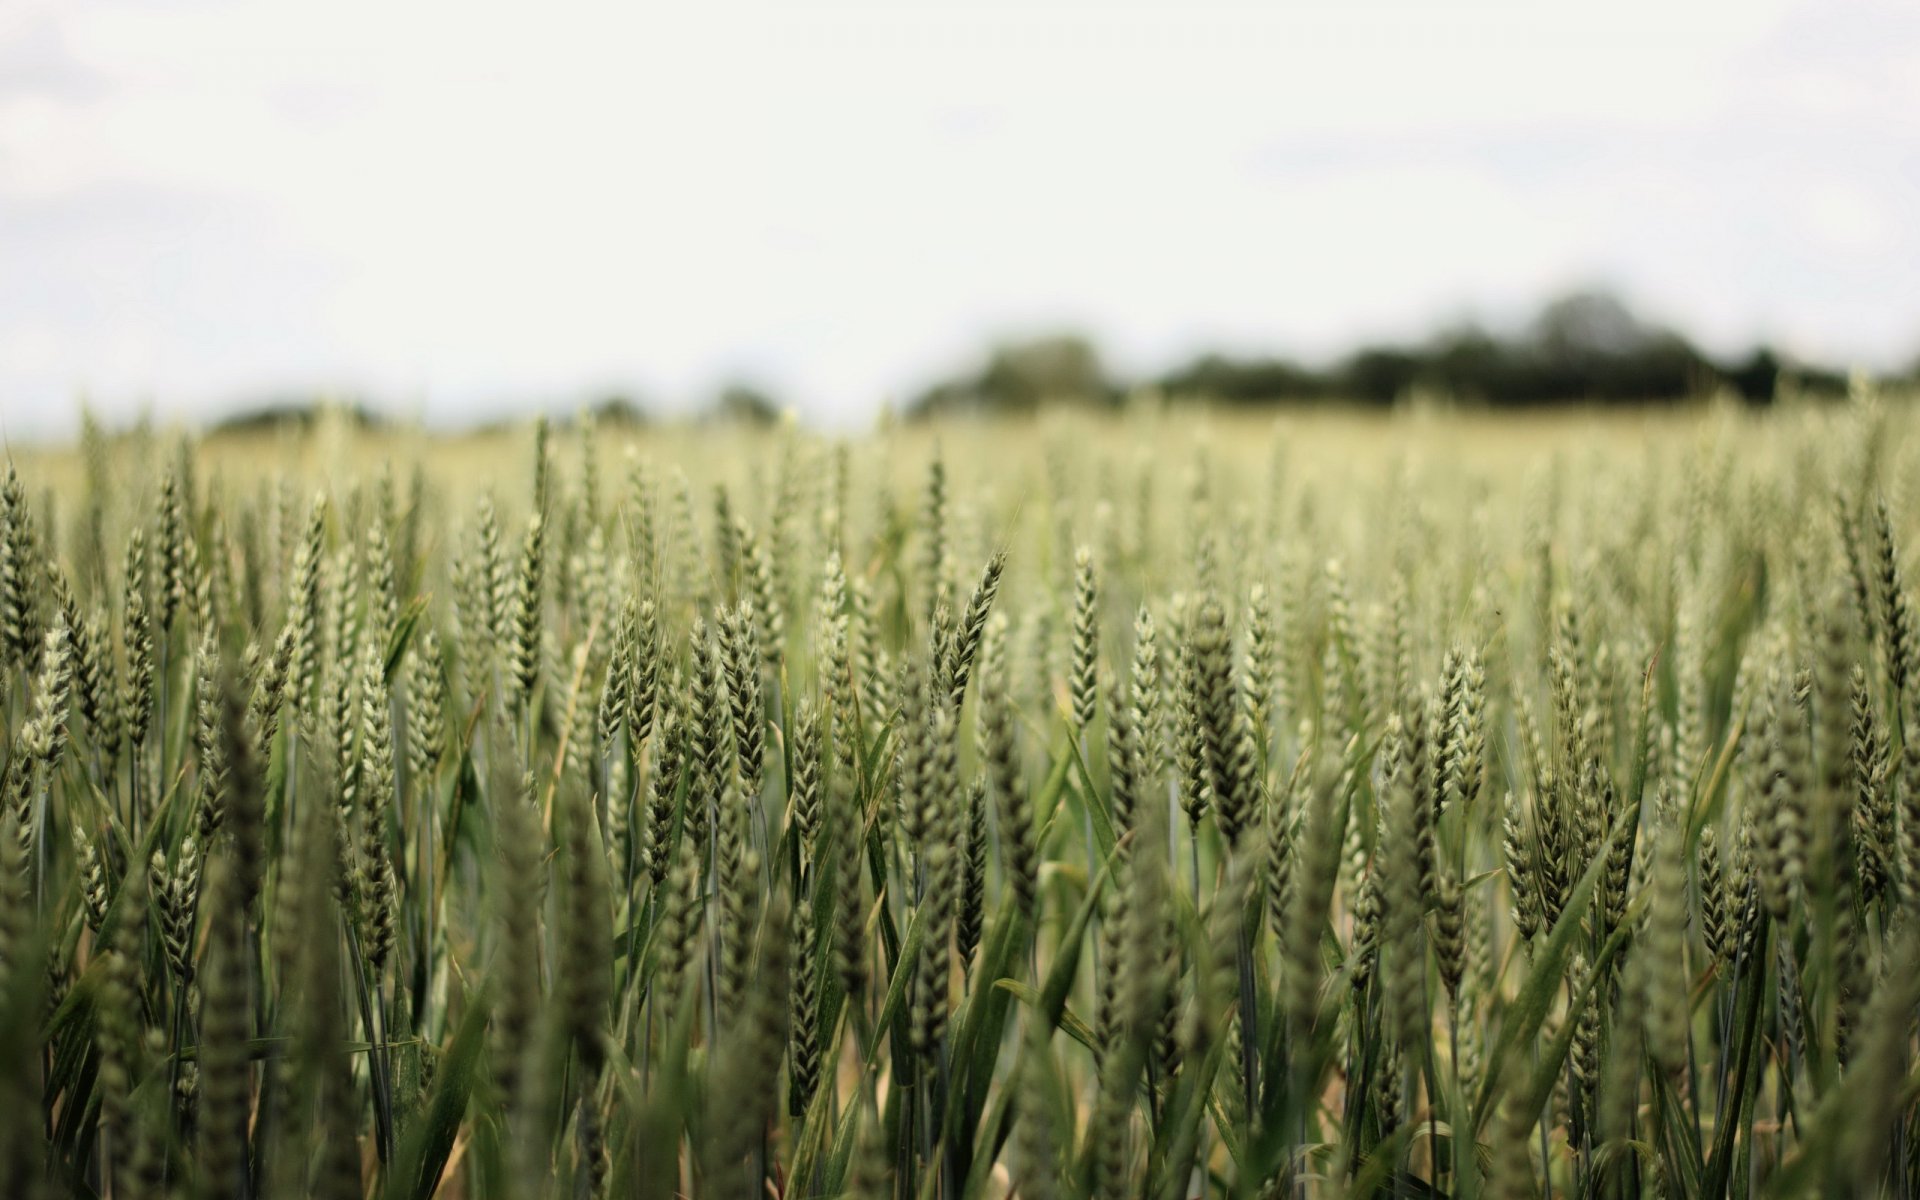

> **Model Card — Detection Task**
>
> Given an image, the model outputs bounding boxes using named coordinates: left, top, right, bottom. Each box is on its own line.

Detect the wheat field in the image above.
left=0, top=395, right=1916, bottom=1199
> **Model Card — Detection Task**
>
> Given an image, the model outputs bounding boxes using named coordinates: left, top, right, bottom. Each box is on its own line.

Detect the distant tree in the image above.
left=211, top=398, right=387, bottom=435
left=1158, top=353, right=1325, bottom=404
left=1723, top=348, right=1782, bottom=404
left=590, top=393, right=650, bottom=426
left=1521, top=290, right=1708, bottom=403
left=1530, top=291, right=1651, bottom=360
left=1423, top=323, right=1524, bottom=403
left=908, top=334, right=1114, bottom=417
left=898, top=288, right=1866, bottom=416
left=977, top=335, right=1112, bottom=409
left=714, top=382, right=782, bottom=426
left=1338, top=347, right=1423, bottom=405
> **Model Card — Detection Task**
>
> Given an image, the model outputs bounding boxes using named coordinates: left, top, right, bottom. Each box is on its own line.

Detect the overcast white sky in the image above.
left=1, top=0, right=1916, bottom=436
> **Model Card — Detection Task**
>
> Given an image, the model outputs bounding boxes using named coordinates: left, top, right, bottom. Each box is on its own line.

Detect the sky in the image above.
left=1, top=0, right=1916, bottom=436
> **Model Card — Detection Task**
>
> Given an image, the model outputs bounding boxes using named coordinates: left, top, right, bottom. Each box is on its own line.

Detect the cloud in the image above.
left=0, top=0, right=1913, bottom=435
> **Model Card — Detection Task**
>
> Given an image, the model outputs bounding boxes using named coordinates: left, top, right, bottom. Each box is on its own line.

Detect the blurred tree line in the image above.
left=210, top=381, right=786, bottom=437
left=202, top=290, right=1887, bottom=437
left=906, top=290, right=1856, bottom=417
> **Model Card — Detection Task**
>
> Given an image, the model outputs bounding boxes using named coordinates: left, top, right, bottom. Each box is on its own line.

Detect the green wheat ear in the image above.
left=1070, top=543, right=1100, bottom=734
left=5, top=398, right=1920, bottom=1198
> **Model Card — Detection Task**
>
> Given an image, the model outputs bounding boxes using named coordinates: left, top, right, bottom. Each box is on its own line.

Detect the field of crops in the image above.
left=2, top=397, right=1918, bottom=1199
